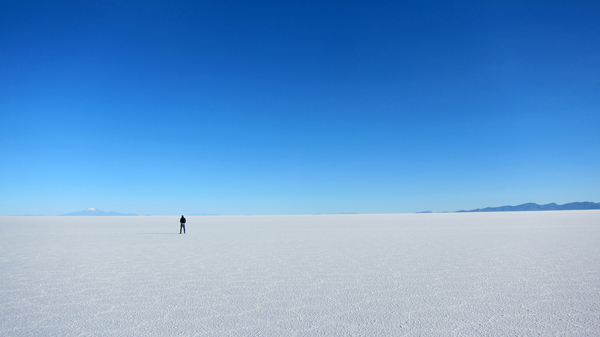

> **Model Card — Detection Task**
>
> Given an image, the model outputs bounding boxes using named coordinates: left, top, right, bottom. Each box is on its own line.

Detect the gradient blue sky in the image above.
left=1, top=0, right=599, bottom=215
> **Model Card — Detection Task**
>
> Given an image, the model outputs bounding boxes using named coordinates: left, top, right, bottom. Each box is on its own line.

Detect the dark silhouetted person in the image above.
left=180, top=215, right=186, bottom=234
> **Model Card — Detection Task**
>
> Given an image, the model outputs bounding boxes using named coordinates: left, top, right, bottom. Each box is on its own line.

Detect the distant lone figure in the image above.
left=180, top=215, right=186, bottom=234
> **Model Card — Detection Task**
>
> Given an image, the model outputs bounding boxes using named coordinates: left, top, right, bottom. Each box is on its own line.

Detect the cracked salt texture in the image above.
left=1, top=211, right=599, bottom=335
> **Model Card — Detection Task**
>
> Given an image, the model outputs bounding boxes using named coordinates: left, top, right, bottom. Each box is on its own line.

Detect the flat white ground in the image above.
left=1, top=211, right=599, bottom=336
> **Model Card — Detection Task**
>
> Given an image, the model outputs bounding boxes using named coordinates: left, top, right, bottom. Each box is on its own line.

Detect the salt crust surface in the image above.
left=1, top=211, right=599, bottom=336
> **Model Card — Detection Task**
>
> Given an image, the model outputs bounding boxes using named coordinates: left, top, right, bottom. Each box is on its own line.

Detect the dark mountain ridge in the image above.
left=457, top=202, right=600, bottom=213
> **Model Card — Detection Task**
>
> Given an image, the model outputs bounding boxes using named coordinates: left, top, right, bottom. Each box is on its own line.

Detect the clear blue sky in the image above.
left=1, top=0, right=599, bottom=215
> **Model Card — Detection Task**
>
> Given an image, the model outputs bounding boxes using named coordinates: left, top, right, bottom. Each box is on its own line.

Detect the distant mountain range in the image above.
left=58, top=202, right=600, bottom=216
left=456, top=202, right=600, bottom=213
left=61, top=208, right=137, bottom=216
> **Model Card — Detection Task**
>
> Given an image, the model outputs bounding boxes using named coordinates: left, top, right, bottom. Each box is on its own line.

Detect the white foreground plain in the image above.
left=1, top=211, right=599, bottom=336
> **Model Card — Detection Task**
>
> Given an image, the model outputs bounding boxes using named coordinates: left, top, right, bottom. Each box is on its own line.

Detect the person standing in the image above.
left=180, top=215, right=186, bottom=234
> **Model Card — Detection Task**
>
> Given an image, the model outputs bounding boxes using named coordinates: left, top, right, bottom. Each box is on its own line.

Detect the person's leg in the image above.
left=183, top=224, right=185, bottom=234
left=180, top=224, right=183, bottom=234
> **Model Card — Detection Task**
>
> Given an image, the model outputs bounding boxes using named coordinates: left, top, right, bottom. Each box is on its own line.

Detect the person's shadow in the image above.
left=137, top=233, right=180, bottom=234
